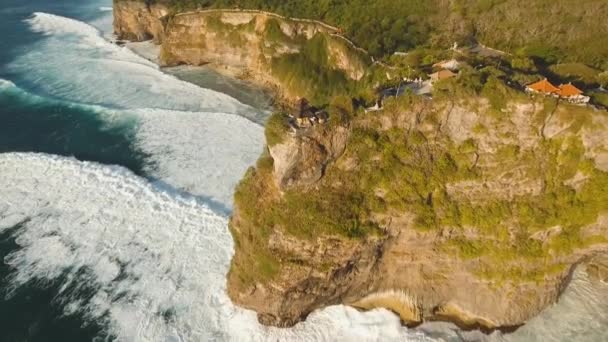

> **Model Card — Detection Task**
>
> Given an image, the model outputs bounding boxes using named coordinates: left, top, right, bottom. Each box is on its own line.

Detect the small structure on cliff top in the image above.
left=429, top=69, right=457, bottom=83
left=557, top=83, right=590, bottom=104
left=526, top=78, right=560, bottom=95
left=526, top=79, right=590, bottom=104
left=292, top=98, right=329, bottom=128
left=365, top=83, right=407, bottom=113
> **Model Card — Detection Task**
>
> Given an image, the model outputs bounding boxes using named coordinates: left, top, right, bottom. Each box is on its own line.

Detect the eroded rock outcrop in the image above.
left=113, top=1, right=168, bottom=42
left=113, top=0, right=608, bottom=332
left=228, top=97, right=608, bottom=329
left=113, top=3, right=370, bottom=104
left=269, top=125, right=349, bottom=189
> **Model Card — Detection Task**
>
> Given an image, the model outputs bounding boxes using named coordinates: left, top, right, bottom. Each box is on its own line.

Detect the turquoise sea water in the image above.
left=0, top=1, right=607, bottom=341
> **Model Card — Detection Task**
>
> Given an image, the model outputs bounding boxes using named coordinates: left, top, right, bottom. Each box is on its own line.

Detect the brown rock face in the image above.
left=228, top=98, right=608, bottom=329
left=228, top=220, right=387, bottom=327
left=112, top=4, right=369, bottom=104
left=269, top=126, right=349, bottom=189
left=113, top=1, right=168, bottom=43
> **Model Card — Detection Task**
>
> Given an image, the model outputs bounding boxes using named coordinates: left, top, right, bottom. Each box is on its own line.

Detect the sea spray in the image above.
left=0, top=153, right=433, bottom=342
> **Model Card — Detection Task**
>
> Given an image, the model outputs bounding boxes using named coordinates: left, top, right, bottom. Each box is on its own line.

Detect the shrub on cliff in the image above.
left=153, top=0, right=608, bottom=68
left=264, top=112, right=289, bottom=147
left=270, top=34, right=353, bottom=105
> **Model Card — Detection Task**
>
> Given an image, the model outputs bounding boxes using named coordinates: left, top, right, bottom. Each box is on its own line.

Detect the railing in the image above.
left=173, top=9, right=340, bottom=32
left=173, top=8, right=380, bottom=65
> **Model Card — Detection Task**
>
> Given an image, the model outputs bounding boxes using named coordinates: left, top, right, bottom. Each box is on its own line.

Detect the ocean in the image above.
left=0, top=0, right=606, bottom=341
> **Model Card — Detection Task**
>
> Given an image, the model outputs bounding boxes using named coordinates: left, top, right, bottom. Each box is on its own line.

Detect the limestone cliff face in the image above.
left=113, top=1, right=168, bottom=43
left=112, top=1, right=608, bottom=331
left=228, top=97, right=608, bottom=329
left=269, top=125, right=349, bottom=189
left=229, top=211, right=387, bottom=327
left=112, top=2, right=370, bottom=103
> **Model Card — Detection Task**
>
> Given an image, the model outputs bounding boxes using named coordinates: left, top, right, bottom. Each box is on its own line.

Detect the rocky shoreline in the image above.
left=112, top=0, right=608, bottom=334
left=113, top=1, right=369, bottom=109
left=225, top=97, right=608, bottom=331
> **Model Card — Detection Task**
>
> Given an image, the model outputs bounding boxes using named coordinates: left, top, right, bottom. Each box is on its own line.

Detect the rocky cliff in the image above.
left=113, top=1, right=370, bottom=104
left=113, top=0, right=608, bottom=331
left=228, top=93, right=608, bottom=329
left=114, top=1, right=168, bottom=43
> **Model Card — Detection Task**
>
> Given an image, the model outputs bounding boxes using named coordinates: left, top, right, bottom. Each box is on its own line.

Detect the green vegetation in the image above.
left=146, top=0, right=608, bottom=68
left=264, top=112, right=289, bottom=147
left=590, top=91, right=608, bottom=108
left=203, top=13, right=252, bottom=47
left=444, top=134, right=608, bottom=282
left=599, top=72, right=608, bottom=89
left=144, top=0, right=608, bottom=287
left=233, top=86, right=608, bottom=285
left=230, top=155, right=280, bottom=286
left=548, top=63, right=601, bottom=87
left=234, top=141, right=382, bottom=241
left=270, top=33, right=354, bottom=105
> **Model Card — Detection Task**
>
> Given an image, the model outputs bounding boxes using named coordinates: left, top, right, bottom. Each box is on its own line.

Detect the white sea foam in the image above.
left=0, top=153, right=433, bottom=342
left=11, top=12, right=268, bottom=206
left=5, top=9, right=608, bottom=342
left=0, top=78, right=17, bottom=89
left=0, top=78, right=263, bottom=209
left=99, top=6, right=113, bottom=12
left=131, top=108, right=264, bottom=209
left=12, top=13, right=255, bottom=117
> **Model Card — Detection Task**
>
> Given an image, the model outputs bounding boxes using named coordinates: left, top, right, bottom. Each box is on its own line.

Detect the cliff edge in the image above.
left=113, top=1, right=370, bottom=105
left=228, top=93, right=608, bottom=329
left=113, top=0, right=608, bottom=331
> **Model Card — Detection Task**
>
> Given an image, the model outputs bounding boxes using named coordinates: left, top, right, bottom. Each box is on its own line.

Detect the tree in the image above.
left=511, top=57, right=537, bottom=73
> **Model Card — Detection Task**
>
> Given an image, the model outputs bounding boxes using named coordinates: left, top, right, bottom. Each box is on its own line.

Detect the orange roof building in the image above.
left=526, top=79, right=560, bottom=94
left=557, top=83, right=584, bottom=97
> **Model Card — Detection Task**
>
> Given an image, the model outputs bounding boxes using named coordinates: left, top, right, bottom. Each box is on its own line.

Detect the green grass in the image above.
left=270, top=33, right=354, bottom=105
left=590, top=91, right=608, bottom=108
left=264, top=112, right=289, bottom=147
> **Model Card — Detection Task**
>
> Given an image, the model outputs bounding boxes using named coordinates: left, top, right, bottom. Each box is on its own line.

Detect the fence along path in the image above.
left=172, top=8, right=377, bottom=63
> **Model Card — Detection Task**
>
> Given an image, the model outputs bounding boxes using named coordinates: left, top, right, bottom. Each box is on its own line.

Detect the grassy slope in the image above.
left=143, top=0, right=608, bottom=68
left=117, top=0, right=608, bottom=288
left=233, top=80, right=608, bottom=287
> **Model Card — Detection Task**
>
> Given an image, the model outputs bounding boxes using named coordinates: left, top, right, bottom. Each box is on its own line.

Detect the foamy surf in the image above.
left=3, top=7, right=607, bottom=342
left=0, top=153, right=433, bottom=342
left=11, top=12, right=261, bottom=120
left=132, top=107, right=264, bottom=209
left=0, top=79, right=263, bottom=209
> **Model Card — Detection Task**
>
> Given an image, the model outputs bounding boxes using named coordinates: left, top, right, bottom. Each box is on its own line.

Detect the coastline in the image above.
left=123, top=39, right=275, bottom=116
left=111, top=3, right=608, bottom=336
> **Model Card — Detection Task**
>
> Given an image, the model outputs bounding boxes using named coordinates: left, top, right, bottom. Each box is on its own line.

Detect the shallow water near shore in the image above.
left=0, top=1, right=607, bottom=341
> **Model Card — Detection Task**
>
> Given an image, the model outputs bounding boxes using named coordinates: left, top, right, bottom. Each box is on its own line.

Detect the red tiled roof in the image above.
left=557, top=83, right=583, bottom=97
left=527, top=79, right=560, bottom=94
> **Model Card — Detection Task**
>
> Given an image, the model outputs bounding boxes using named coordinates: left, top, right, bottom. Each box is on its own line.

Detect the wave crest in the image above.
left=0, top=153, right=430, bottom=341
left=15, top=12, right=257, bottom=116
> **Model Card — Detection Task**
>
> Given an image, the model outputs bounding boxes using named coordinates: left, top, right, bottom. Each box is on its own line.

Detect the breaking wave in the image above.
left=10, top=12, right=265, bottom=122
left=0, top=79, right=263, bottom=209
left=2, top=8, right=607, bottom=342
left=0, top=153, right=432, bottom=341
